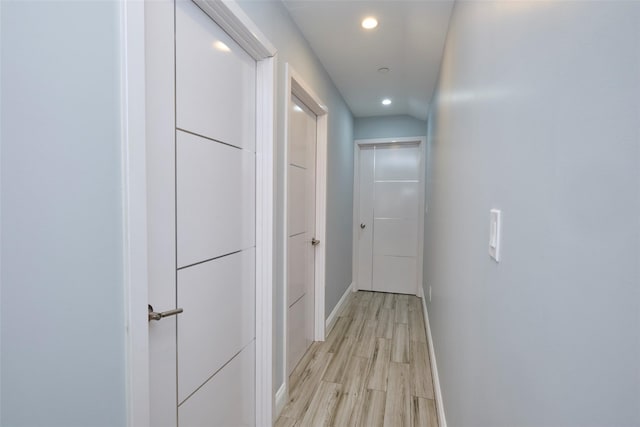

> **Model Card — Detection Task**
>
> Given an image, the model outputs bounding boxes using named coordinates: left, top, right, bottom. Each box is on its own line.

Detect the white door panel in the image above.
left=177, top=130, right=255, bottom=268
left=287, top=295, right=307, bottom=375
left=288, top=106, right=306, bottom=167
left=373, top=218, right=419, bottom=257
left=287, top=94, right=317, bottom=374
left=287, top=232, right=307, bottom=306
left=374, top=181, right=419, bottom=219
left=179, top=342, right=255, bottom=427
left=148, top=1, right=258, bottom=424
left=287, top=164, right=306, bottom=237
left=357, top=142, right=422, bottom=295
left=177, top=249, right=255, bottom=402
left=372, top=255, right=417, bottom=295
left=176, top=0, right=256, bottom=151
left=375, top=144, right=421, bottom=181
left=146, top=1, right=177, bottom=425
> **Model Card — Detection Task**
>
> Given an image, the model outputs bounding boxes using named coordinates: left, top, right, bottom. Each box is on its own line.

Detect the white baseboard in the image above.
left=274, top=382, right=287, bottom=420
left=421, top=296, right=447, bottom=427
left=325, top=282, right=354, bottom=335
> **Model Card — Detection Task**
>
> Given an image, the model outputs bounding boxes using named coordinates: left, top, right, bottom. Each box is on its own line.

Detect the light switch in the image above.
left=489, top=209, right=501, bottom=262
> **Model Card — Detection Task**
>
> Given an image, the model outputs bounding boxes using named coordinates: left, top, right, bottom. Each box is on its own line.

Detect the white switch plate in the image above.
left=489, top=209, right=501, bottom=262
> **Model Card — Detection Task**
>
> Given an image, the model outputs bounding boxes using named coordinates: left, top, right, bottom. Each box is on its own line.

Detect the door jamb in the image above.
left=351, top=137, right=427, bottom=296
left=122, top=1, right=277, bottom=426
left=120, top=1, right=149, bottom=426
left=282, top=64, right=329, bottom=405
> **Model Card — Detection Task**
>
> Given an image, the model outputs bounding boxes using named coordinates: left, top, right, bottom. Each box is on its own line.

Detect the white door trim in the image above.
left=351, top=136, right=427, bottom=295
left=255, top=54, right=276, bottom=427
left=122, top=1, right=276, bottom=426
left=120, top=1, right=149, bottom=426
left=282, top=64, right=328, bottom=407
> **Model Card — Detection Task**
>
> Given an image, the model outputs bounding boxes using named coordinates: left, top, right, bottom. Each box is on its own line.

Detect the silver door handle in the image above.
left=148, top=304, right=183, bottom=322
left=360, top=223, right=366, bottom=229
left=311, top=238, right=320, bottom=246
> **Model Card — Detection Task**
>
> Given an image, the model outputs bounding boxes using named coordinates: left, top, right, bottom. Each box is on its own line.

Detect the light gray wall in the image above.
left=237, top=0, right=355, bottom=393
left=354, top=115, right=426, bottom=140
left=424, top=2, right=640, bottom=426
left=1, top=2, right=126, bottom=425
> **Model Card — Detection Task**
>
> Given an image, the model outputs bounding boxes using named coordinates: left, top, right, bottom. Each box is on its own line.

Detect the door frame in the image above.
left=121, top=1, right=277, bottom=426
left=351, top=136, right=427, bottom=296
left=282, top=64, right=328, bottom=397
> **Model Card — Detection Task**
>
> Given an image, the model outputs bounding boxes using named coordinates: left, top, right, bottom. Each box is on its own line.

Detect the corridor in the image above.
left=276, top=291, right=437, bottom=427
left=3, top=0, right=640, bottom=426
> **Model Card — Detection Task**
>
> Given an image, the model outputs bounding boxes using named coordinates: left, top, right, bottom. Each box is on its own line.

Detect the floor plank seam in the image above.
left=278, top=291, right=439, bottom=427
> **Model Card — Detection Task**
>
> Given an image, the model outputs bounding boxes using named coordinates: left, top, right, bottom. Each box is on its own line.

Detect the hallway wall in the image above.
left=237, top=0, right=355, bottom=396
left=354, top=114, right=426, bottom=140
left=424, top=2, right=640, bottom=426
left=1, top=2, right=126, bottom=425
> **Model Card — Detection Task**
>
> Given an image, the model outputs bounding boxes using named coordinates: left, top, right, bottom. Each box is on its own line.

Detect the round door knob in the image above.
left=360, top=223, right=366, bottom=229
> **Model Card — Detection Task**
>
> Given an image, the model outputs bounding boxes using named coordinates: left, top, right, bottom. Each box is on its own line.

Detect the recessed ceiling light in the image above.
left=361, top=17, right=378, bottom=30
left=382, top=98, right=392, bottom=106
left=378, top=67, right=390, bottom=74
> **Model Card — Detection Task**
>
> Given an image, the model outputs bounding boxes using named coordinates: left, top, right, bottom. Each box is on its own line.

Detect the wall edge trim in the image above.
left=274, top=382, right=287, bottom=420
left=422, top=296, right=447, bottom=427
left=325, top=282, right=354, bottom=335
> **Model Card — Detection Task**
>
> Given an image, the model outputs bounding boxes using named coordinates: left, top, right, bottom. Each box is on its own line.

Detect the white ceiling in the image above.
left=283, top=0, right=454, bottom=120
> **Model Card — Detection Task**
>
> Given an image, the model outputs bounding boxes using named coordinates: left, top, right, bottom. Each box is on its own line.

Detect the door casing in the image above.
left=280, top=64, right=328, bottom=414
left=351, top=137, right=427, bottom=296
left=120, top=1, right=277, bottom=425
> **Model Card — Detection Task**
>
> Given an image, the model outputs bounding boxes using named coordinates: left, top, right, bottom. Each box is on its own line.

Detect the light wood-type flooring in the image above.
left=276, top=291, right=438, bottom=427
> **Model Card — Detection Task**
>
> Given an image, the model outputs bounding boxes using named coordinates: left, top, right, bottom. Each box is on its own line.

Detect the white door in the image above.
left=357, top=143, right=422, bottom=295
left=287, top=95, right=317, bottom=375
left=147, top=1, right=257, bottom=425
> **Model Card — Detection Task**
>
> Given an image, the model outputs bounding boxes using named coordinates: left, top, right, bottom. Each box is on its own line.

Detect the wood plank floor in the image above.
left=276, top=291, right=438, bottom=427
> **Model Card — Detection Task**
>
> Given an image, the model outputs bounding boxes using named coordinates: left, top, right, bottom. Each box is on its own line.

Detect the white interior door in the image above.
left=357, top=143, right=422, bottom=295
left=147, top=1, right=257, bottom=425
left=287, top=95, right=317, bottom=375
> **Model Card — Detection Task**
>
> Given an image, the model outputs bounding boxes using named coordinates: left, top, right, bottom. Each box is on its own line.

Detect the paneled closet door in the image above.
left=148, top=1, right=258, bottom=426
left=358, top=143, right=421, bottom=295
left=287, top=95, right=317, bottom=375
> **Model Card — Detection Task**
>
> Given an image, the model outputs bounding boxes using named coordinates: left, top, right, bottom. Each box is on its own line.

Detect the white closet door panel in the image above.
left=375, top=144, right=420, bottom=181
left=289, top=97, right=309, bottom=168
left=372, top=256, right=416, bottom=295
left=358, top=147, right=375, bottom=291
left=177, top=249, right=255, bottom=402
left=287, top=295, right=307, bottom=374
left=287, top=165, right=306, bottom=236
left=179, top=341, right=255, bottom=427
left=175, top=0, right=256, bottom=151
left=287, top=232, right=307, bottom=306
left=375, top=181, right=419, bottom=219
left=177, top=131, right=255, bottom=268
left=374, top=218, right=418, bottom=257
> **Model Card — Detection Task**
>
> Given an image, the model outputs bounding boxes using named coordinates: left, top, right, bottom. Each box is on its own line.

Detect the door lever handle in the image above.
left=148, top=304, right=183, bottom=322
left=360, top=223, right=366, bottom=229
left=311, top=238, right=320, bottom=246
